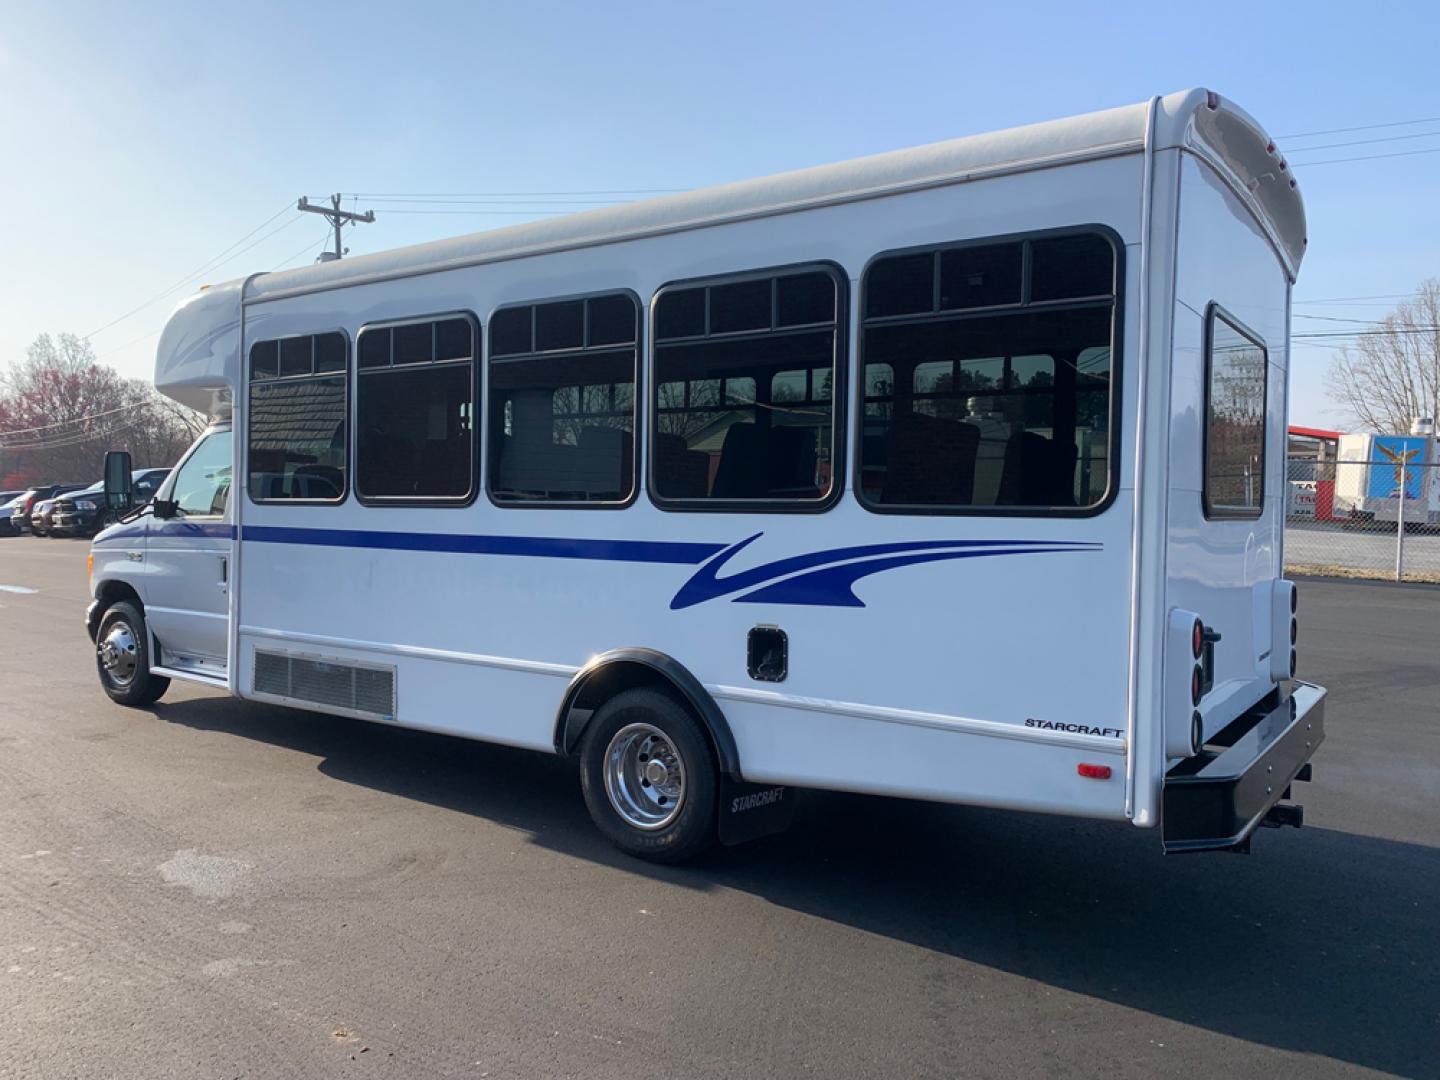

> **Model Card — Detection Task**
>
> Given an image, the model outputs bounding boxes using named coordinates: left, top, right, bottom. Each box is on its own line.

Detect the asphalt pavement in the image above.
left=1287, top=520, right=1440, bottom=580
left=1, top=535, right=1435, bottom=1079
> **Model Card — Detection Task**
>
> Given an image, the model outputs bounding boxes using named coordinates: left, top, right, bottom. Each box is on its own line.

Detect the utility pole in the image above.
left=297, top=194, right=375, bottom=260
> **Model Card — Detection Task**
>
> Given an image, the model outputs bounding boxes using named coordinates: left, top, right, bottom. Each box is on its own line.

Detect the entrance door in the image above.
left=144, top=428, right=234, bottom=676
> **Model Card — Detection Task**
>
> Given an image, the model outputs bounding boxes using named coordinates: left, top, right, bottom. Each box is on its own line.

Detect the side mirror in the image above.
left=103, top=450, right=133, bottom=512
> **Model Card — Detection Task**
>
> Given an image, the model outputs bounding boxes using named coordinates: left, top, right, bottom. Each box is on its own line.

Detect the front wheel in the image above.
left=96, top=601, right=170, bottom=706
left=579, top=687, right=718, bottom=863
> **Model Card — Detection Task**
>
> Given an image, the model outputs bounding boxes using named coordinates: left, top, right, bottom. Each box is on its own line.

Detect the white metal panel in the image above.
left=1166, top=152, right=1291, bottom=745
left=153, top=281, right=245, bottom=417
left=230, top=158, right=1141, bottom=814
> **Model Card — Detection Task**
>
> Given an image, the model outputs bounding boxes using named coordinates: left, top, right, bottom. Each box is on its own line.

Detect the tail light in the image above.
left=1168, top=608, right=1211, bottom=758
left=1271, top=581, right=1298, bottom=683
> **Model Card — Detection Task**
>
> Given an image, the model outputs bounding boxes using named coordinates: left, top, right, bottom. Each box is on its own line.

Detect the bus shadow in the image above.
left=155, top=694, right=1435, bottom=1080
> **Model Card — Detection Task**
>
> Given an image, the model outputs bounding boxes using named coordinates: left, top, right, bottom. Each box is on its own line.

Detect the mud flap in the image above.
left=717, top=777, right=797, bottom=846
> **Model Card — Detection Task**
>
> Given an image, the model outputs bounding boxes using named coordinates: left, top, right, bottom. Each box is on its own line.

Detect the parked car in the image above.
left=0, top=491, right=25, bottom=535
left=30, top=484, right=87, bottom=536
left=51, top=469, right=169, bottom=537
left=9, top=485, right=79, bottom=534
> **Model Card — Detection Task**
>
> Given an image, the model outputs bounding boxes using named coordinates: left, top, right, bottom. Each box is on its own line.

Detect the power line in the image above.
left=95, top=327, right=164, bottom=362
left=271, top=228, right=337, bottom=271
left=377, top=209, right=571, bottom=216
left=1293, top=327, right=1440, bottom=339
left=1276, top=115, right=1440, bottom=140
left=1284, top=129, right=1440, bottom=154
left=297, top=194, right=375, bottom=259
left=357, top=197, right=634, bottom=206
left=1297, top=145, right=1440, bottom=168
left=84, top=203, right=294, bottom=339
left=1295, top=293, right=1415, bottom=304
left=0, top=400, right=149, bottom=437
left=343, top=189, right=687, bottom=197
left=0, top=411, right=153, bottom=452
left=1294, top=313, right=1403, bottom=325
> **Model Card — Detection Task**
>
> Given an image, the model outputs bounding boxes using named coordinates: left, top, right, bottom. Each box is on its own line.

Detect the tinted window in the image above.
left=939, top=243, right=1023, bottom=309
left=1205, top=310, right=1267, bottom=517
left=488, top=293, right=638, bottom=504
left=777, top=272, right=836, bottom=326
left=859, top=233, right=1116, bottom=511
left=710, top=280, right=771, bottom=334
left=653, top=268, right=840, bottom=505
left=134, top=472, right=167, bottom=500
left=248, top=332, right=348, bottom=502
left=535, top=300, right=585, bottom=351
left=656, top=287, right=705, bottom=339
left=356, top=317, right=476, bottom=501
left=1030, top=234, right=1115, bottom=301
left=490, top=307, right=532, bottom=357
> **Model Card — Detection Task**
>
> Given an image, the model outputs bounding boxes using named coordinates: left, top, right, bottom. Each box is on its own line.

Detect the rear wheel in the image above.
left=579, top=687, right=718, bottom=863
left=96, top=601, right=169, bottom=706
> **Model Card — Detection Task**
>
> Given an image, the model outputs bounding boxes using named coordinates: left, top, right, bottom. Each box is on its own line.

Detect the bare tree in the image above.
left=0, top=334, right=205, bottom=486
left=1326, top=280, right=1440, bottom=433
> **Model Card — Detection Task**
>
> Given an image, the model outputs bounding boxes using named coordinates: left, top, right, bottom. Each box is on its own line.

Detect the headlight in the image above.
left=76, top=500, right=97, bottom=510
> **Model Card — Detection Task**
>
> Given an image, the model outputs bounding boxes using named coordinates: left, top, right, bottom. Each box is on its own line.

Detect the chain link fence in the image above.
left=1285, top=456, right=1440, bottom=583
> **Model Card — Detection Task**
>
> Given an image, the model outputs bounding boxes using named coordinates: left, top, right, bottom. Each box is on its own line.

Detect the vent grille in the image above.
left=252, top=649, right=395, bottom=719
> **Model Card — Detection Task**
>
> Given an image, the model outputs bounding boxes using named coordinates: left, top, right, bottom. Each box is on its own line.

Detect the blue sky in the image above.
left=2, top=0, right=1436, bottom=427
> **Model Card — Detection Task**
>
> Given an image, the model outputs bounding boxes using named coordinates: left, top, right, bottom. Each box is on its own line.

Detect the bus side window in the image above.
left=651, top=267, right=842, bottom=508
left=355, top=315, right=478, bottom=504
left=487, top=293, right=639, bottom=506
left=247, top=332, right=348, bottom=504
left=858, top=231, right=1118, bottom=513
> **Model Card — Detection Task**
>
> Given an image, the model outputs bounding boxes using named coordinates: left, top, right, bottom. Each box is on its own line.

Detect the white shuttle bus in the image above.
left=89, top=89, right=1325, bottom=860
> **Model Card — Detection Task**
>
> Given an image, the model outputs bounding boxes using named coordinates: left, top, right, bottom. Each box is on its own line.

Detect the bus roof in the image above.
left=240, top=88, right=1305, bottom=306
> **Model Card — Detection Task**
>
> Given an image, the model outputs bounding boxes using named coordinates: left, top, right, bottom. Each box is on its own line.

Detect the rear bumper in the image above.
left=1162, top=681, right=1325, bottom=853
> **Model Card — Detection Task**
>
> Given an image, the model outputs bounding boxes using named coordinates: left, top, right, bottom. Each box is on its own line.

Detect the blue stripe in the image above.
left=91, top=521, right=1102, bottom=609
left=242, top=525, right=726, bottom=565
left=94, top=522, right=235, bottom=546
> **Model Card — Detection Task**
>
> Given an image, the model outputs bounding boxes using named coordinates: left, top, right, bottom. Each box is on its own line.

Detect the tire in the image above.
left=578, top=687, right=718, bottom=863
left=95, top=600, right=170, bottom=707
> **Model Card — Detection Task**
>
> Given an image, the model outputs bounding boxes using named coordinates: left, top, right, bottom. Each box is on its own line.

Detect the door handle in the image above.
left=219, top=556, right=228, bottom=591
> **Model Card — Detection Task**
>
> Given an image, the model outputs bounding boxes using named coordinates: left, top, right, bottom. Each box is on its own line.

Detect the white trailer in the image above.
left=1333, top=431, right=1435, bottom=525
left=88, top=88, right=1323, bottom=859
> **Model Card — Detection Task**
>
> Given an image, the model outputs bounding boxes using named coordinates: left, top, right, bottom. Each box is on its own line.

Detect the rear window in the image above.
left=1204, top=307, right=1268, bottom=518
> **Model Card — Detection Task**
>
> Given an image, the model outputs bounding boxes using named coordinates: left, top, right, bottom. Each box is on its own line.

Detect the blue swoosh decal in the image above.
left=93, top=521, right=1100, bottom=609
left=670, top=535, right=1100, bottom=609
left=732, top=545, right=1098, bottom=607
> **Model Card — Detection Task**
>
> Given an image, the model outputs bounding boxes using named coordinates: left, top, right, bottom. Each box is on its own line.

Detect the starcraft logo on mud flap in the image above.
left=729, top=787, right=787, bottom=814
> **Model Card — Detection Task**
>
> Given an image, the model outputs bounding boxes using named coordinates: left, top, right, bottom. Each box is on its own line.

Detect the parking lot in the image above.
left=1287, top=520, right=1440, bottom=582
left=0, top=536, right=1435, bottom=1080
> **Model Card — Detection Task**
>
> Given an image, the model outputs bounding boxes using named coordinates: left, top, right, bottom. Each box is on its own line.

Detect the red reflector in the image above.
left=1077, top=763, right=1112, bottom=780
